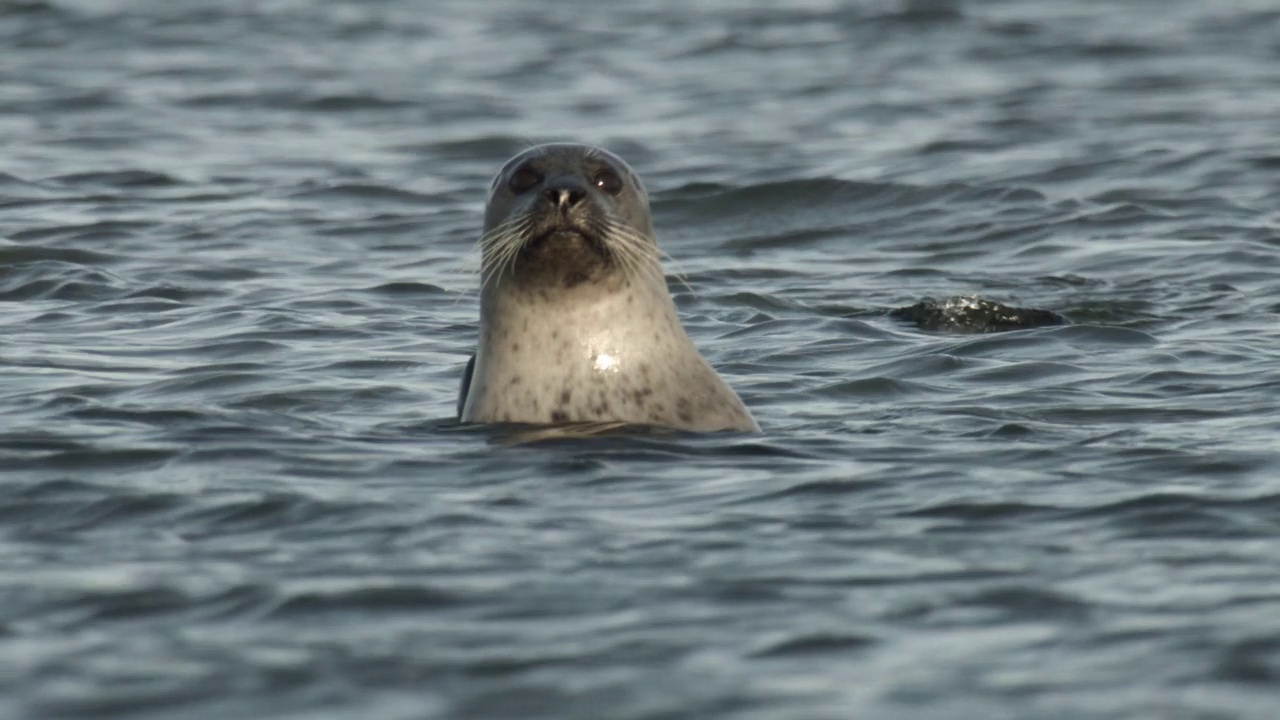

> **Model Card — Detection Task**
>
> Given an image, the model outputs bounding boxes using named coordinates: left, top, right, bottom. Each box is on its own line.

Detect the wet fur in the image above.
left=458, top=143, right=758, bottom=433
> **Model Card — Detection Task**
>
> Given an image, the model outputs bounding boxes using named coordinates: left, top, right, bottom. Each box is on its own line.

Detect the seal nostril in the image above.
left=540, top=175, right=588, bottom=208
left=544, top=185, right=587, bottom=209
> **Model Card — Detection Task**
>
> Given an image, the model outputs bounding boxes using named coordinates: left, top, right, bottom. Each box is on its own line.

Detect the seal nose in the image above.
left=543, top=177, right=588, bottom=210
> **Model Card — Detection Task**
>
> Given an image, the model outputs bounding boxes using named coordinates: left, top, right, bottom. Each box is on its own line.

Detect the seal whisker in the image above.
left=483, top=238, right=524, bottom=292
left=604, top=218, right=664, bottom=287
left=605, top=219, right=693, bottom=293
left=480, top=236, right=517, bottom=290
left=479, top=213, right=534, bottom=292
left=479, top=212, right=530, bottom=253
left=657, top=246, right=694, bottom=296
left=598, top=219, right=641, bottom=281
left=452, top=215, right=530, bottom=303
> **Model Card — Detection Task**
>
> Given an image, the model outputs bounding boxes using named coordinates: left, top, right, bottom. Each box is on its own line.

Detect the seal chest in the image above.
left=457, top=143, right=758, bottom=433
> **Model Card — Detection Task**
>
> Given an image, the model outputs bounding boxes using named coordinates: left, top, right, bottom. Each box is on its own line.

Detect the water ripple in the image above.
left=3, top=1, right=1280, bottom=718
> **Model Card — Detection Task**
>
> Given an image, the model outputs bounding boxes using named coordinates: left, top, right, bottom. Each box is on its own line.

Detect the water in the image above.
left=3, top=0, right=1280, bottom=717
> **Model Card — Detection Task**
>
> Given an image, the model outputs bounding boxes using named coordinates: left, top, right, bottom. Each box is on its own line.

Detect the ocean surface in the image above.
left=3, top=1, right=1280, bottom=717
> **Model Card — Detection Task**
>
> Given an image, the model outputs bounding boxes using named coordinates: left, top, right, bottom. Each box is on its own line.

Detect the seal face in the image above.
left=457, top=143, right=758, bottom=432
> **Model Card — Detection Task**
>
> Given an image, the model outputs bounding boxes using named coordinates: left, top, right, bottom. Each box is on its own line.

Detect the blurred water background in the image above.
left=3, top=0, right=1280, bottom=717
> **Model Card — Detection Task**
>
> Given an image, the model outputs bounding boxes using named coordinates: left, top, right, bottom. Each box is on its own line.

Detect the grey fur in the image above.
left=458, top=143, right=757, bottom=433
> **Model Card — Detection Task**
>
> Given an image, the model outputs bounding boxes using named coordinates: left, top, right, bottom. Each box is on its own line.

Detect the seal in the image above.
left=457, top=143, right=758, bottom=433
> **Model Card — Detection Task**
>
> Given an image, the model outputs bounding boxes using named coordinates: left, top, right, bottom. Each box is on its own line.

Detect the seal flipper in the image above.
left=457, top=354, right=476, bottom=420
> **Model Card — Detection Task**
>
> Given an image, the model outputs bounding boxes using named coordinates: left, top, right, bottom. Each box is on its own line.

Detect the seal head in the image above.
left=480, top=143, right=655, bottom=295
left=458, top=143, right=758, bottom=433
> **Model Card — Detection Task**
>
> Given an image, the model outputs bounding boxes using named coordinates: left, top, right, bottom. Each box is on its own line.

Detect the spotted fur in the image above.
left=458, top=143, right=757, bottom=433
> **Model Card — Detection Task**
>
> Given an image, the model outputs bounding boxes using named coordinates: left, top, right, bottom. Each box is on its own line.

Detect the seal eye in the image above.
left=593, top=169, right=623, bottom=195
left=508, top=166, right=541, bottom=194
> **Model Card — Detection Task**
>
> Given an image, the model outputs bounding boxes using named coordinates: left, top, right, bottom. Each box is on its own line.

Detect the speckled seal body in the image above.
left=457, top=143, right=757, bottom=432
